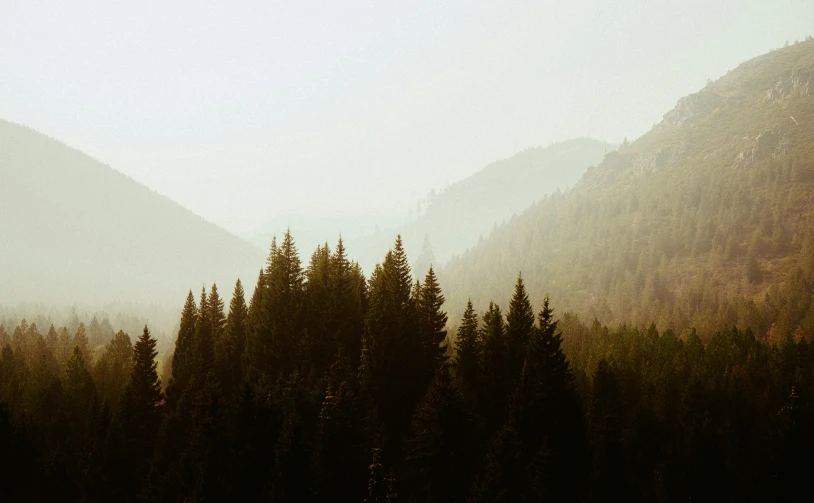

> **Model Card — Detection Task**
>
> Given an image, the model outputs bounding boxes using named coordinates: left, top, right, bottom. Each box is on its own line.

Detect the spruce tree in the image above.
left=404, top=364, right=475, bottom=503
left=417, top=266, right=448, bottom=384
left=305, top=242, right=334, bottom=374
left=115, top=326, right=164, bottom=499
left=259, top=230, right=305, bottom=376
left=195, top=286, right=215, bottom=373
left=588, top=360, right=631, bottom=502
left=209, top=284, right=226, bottom=347
left=73, top=322, right=92, bottom=369
left=316, top=355, right=369, bottom=502
left=330, top=237, right=366, bottom=366
left=479, top=301, right=509, bottom=433
left=216, top=279, right=248, bottom=396
left=488, top=295, right=587, bottom=501
left=167, top=290, right=197, bottom=404
left=454, top=299, right=482, bottom=398
left=364, top=236, right=421, bottom=460
left=505, top=273, right=535, bottom=380
left=243, top=268, right=267, bottom=383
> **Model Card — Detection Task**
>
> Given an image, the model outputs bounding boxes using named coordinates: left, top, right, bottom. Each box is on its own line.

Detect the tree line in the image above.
left=1, top=233, right=813, bottom=501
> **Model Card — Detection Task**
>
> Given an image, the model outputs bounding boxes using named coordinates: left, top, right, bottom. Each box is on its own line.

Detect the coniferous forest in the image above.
left=2, top=233, right=814, bottom=502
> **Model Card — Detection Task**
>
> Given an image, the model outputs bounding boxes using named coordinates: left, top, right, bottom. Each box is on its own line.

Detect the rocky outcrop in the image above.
left=735, top=128, right=790, bottom=168
left=576, top=142, right=688, bottom=193
left=765, top=67, right=813, bottom=103
left=662, top=89, right=723, bottom=127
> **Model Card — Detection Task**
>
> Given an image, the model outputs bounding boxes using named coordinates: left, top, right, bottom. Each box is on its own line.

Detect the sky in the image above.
left=2, top=0, right=813, bottom=234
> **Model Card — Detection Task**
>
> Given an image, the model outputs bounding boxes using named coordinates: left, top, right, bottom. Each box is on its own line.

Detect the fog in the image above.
left=2, top=0, right=811, bottom=236
left=5, top=3, right=814, bottom=499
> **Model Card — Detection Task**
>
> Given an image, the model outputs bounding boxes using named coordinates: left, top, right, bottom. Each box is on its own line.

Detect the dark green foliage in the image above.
left=505, top=274, right=535, bottom=384
left=167, top=290, right=197, bottom=403
left=404, top=364, right=475, bottom=503
left=479, top=301, right=510, bottom=434
left=417, top=266, right=448, bottom=385
left=111, top=326, right=164, bottom=500
left=363, top=235, right=423, bottom=460
left=588, top=360, right=633, bottom=502
left=93, top=330, right=133, bottom=415
left=5, top=226, right=814, bottom=501
left=216, top=278, right=248, bottom=396
left=475, top=296, right=586, bottom=501
left=454, top=299, right=481, bottom=398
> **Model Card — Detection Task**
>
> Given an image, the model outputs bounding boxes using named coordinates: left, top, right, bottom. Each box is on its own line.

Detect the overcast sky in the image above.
left=2, top=0, right=812, bottom=234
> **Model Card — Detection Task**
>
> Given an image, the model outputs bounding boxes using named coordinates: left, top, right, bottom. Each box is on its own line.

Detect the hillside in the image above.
left=0, top=120, right=265, bottom=306
left=398, top=138, right=612, bottom=266
left=440, top=39, right=814, bottom=340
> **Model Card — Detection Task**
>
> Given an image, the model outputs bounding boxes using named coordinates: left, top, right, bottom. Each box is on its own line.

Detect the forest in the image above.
left=1, top=233, right=813, bottom=502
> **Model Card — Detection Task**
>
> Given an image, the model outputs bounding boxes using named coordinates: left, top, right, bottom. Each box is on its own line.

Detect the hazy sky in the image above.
left=2, top=0, right=812, bottom=234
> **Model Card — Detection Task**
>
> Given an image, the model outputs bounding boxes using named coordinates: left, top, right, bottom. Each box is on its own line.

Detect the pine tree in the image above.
left=115, top=326, right=164, bottom=499
left=73, top=322, right=92, bottom=368
left=216, top=279, right=248, bottom=396
left=64, top=346, right=96, bottom=406
left=505, top=273, right=535, bottom=379
left=243, top=268, right=267, bottom=383
left=167, top=290, right=197, bottom=404
left=63, top=346, right=98, bottom=485
left=364, top=236, right=421, bottom=460
left=417, top=266, right=448, bottom=385
left=209, top=284, right=226, bottom=347
left=509, top=295, right=588, bottom=500
left=588, top=360, right=631, bottom=502
left=330, top=237, right=366, bottom=366
left=46, top=324, right=58, bottom=352
left=93, top=330, right=133, bottom=414
left=195, top=286, right=215, bottom=373
left=454, top=299, right=482, bottom=398
left=404, top=365, right=475, bottom=503
left=479, top=301, right=509, bottom=433
left=316, top=355, right=370, bottom=502
left=257, top=230, right=305, bottom=376
left=305, top=242, right=334, bottom=374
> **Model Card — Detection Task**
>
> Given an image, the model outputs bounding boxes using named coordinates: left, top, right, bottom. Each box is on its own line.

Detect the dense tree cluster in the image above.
left=2, top=233, right=814, bottom=501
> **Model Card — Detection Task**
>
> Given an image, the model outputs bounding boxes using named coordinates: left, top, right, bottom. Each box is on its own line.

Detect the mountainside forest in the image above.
left=441, top=39, right=814, bottom=341
left=2, top=234, right=814, bottom=502
left=0, top=119, right=265, bottom=306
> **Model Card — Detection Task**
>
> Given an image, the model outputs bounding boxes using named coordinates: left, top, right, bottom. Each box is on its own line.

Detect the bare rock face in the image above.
left=576, top=142, right=688, bottom=193
left=736, top=128, right=790, bottom=168
left=631, top=142, right=688, bottom=176
left=765, top=67, right=813, bottom=103
left=662, top=89, right=723, bottom=127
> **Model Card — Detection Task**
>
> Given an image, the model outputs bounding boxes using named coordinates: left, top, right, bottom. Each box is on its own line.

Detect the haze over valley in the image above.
left=3, top=2, right=814, bottom=501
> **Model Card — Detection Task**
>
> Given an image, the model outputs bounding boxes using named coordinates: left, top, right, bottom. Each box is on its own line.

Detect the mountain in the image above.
left=0, top=119, right=265, bottom=306
left=398, top=138, right=613, bottom=267
left=246, top=138, right=612, bottom=274
left=440, top=39, right=814, bottom=340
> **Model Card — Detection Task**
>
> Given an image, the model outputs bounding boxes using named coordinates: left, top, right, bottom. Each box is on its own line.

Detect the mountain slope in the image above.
left=0, top=120, right=265, bottom=305
left=398, top=138, right=613, bottom=266
left=440, top=39, right=814, bottom=339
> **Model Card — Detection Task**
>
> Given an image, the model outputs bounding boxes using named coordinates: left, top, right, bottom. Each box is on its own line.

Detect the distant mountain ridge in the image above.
left=248, top=138, right=612, bottom=273
left=398, top=138, right=613, bottom=265
left=0, top=119, right=265, bottom=306
left=440, top=39, right=814, bottom=339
